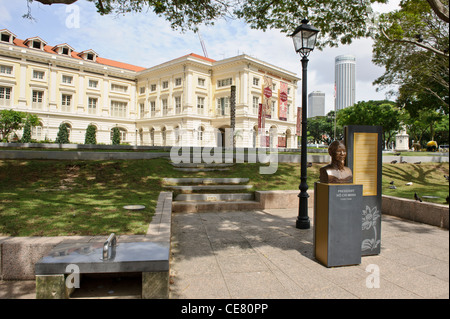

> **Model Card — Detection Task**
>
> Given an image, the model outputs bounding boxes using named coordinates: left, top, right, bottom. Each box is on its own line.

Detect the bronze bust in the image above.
left=319, top=140, right=353, bottom=184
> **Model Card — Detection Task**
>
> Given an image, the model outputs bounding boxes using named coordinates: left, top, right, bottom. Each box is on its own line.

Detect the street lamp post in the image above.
left=291, top=19, right=319, bottom=229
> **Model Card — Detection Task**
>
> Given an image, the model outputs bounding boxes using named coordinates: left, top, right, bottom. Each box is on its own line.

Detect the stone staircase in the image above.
left=170, top=162, right=234, bottom=172
left=163, top=176, right=261, bottom=213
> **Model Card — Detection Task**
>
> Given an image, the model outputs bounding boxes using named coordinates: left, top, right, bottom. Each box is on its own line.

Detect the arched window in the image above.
left=32, top=121, right=44, bottom=141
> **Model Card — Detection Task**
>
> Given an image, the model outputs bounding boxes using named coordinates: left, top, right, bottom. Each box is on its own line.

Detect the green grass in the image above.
left=0, top=159, right=448, bottom=236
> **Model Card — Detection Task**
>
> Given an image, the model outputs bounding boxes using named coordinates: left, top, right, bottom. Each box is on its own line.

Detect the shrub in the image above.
left=112, top=127, right=120, bottom=145
left=85, top=124, right=97, bottom=145
left=21, top=120, right=32, bottom=143
left=55, top=123, right=70, bottom=144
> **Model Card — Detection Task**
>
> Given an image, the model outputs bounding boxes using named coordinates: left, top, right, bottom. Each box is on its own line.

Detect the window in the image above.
left=150, top=101, right=156, bottom=117
left=175, top=96, right=182, bottom=114
left=62, top=47, right=69, bottom=55
left=32, top=40, right=42, bottom=49
left=32, top=124, right=43, bottom=141
left=88, top=79, right=98, bottom=88
left=216, top=97, right=229, bottom=116
left=217, top=78, right=232, bottom=88
left=61, top=94, right=72, bottom=112
left=0, top=87, right=11, bottom=106
left=0, top=65, right=12, bottom=75
left=110, top=101, right=127, bottom=118
left=87, top=53, right=94, bottom=61
left=287, top=103, right=290, bottom=119
left=162, top=81, right=169, bottom=90
left=139, top=87, right=146, bottom=94
left=197, top=97, right=205, bottom=115
left=253, top=77, right=260, bottom=86
left=271, top=101, right=276, bottom=117
left=198, top=78, right=205, bottom=87
left=62, top=75, right=73, bottom=85
left=111, top=83, right=128, bottom=93
left=33, top=70, right=45, bottom=80
left=150, top=84, right=157, bottom=92
left=198, top=126, right=204, bottom=142
left=162, top=99, right=168, bottom=115
left=32, top=90, right=43, bottom=109
left=140, top=103, right=145, bottom=118
left=253, top=96, right=259, bottom=115
left=1, top=34, right=11, bottom=43
left=88, top=97, right=97, bottom=114
left=175, top=78, right=182, bottom=86
left=272, top=83, right=277, bottom=91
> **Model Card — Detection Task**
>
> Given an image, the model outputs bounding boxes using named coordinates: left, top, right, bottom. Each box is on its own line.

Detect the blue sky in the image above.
left=0, top=0, right=399, bottom=113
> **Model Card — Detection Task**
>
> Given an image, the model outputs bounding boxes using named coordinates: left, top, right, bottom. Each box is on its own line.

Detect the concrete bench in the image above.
left=34, top=192, right=173, bottom=299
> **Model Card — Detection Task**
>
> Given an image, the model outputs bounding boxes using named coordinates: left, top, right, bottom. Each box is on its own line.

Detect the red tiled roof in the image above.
left=11, top=38, right=145, bottom=72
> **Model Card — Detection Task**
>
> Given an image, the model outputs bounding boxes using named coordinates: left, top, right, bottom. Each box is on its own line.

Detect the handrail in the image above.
left=102, top=233, right=117, bottom=260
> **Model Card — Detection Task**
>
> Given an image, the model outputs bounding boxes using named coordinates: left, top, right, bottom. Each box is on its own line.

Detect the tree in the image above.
left=307, top=111, right=343, bottom=145
left=21, top=120, right=32, bottom=143
left=0, top=109, right=39, bottom=142
left=55, top=123, right=70, bottom=144
left=111, top=126, right=120, bottom=145
left=336, top=100, right=402, bottom=148
left=373, top=0, right=449, bottom=114
left=21, top=114, right=40, bottom=143
left=26, top=0, right=448, bottom=49
left=85, top=124, right=97, bottom=144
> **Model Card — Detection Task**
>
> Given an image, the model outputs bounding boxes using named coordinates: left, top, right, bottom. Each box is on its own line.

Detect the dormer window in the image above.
left=0, top=29, right=16, bottom=44
left=52, top=43, right=74, bottom=56
left=77, top=49, right=98, bottom=62
left=24, top=36, right=47, bottom=50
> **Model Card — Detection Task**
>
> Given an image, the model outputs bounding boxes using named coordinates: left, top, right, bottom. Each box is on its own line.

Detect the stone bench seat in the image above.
left=34, top=192, right=173, bottom=299
left=35, top=241, right=170, bottom=275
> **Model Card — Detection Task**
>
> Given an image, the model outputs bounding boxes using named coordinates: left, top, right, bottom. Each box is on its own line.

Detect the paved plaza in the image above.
left=0, top=208, right=448, bottom=299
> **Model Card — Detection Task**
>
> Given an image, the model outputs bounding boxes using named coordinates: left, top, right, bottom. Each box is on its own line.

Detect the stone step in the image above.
left=163, top=178, right=249, bottom=185
left=170, top=162, right=234, bottom=168
left=173, top=167, right=231, bottom=172
left=164, top=185, right=253, bottom=192
left=172, top=200, right=261, bottom=213
left=174, top=193, right=255, bottom=202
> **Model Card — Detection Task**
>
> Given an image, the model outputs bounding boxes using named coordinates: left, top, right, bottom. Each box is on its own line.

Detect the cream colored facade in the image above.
left=0, top=29, right=300, bottom=148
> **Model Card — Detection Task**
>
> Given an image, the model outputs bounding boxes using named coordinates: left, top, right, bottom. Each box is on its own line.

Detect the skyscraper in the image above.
left=335, top=55, right=355, bottom=111
left=308, top=91, right=325, bottom=118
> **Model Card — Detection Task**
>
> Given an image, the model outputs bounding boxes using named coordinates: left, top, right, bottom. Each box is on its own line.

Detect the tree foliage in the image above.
left=84, top=124, right=97, bottom=145
left=111, top=126, right=120, bottom=145
left=0, top=109, right=39, bottom=142
left=55, top=123, right=70, bottom=144
left=373, top=0, right=449, bottom=114
left=307, top=111, right=343, bottom=145
left=336, top=100, right=402, bottom=147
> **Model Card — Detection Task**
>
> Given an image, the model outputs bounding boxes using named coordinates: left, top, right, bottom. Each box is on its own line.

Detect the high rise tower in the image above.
left=308, top=91, right=325, bottom=118
left=335, top=55, right=356, bottom=111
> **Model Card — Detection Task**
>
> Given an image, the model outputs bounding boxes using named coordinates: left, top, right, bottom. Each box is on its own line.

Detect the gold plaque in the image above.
left=353, top=133, right=378, bottom=196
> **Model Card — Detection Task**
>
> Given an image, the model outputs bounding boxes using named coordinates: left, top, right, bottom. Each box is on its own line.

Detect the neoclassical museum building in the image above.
left=0, top=28, right=301, bottom=148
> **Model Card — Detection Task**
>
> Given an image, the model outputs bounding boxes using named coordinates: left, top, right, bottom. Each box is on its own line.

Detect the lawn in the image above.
left=0, top=158, right=448, bottom=236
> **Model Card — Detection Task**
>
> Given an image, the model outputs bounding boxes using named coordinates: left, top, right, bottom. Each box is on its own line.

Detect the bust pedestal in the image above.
left=314, top=182, right=363, bottom=267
